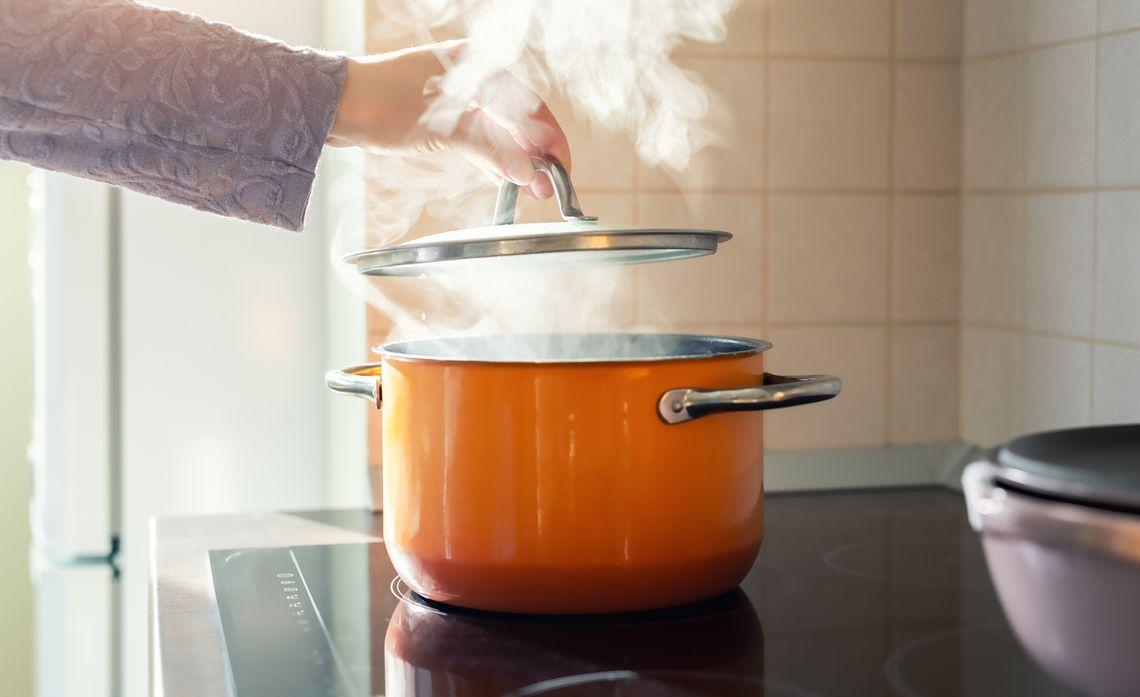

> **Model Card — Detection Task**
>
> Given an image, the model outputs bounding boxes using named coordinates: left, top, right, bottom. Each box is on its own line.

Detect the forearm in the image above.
left=0, top=0, right=346, bottom=230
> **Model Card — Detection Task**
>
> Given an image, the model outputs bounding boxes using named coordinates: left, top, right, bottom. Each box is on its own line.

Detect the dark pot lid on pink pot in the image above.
left=994, top=424, right=1140, bottom=512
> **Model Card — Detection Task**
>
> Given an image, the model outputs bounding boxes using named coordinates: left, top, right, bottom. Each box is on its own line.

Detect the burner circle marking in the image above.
left=745, top=560, right=798, bottom=607
left=884, top=623, right=1057, bottom=697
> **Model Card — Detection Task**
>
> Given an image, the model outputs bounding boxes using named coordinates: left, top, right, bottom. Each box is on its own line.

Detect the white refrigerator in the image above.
left=26, top=3, right=368, bottom=696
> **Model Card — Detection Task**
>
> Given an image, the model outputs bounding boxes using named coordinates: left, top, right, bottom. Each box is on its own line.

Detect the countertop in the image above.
left=150, top=509, right=382, bottom=697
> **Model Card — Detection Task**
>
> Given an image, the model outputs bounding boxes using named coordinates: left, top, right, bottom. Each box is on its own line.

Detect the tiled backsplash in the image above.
left=362, top=0, right=964, bottom=461
left=634, top=0, right=962, bottom=450
left=961, top=0, right=1140, bottom=445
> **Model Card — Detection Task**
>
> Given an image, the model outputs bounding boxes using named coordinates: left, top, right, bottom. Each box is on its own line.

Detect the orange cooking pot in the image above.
left=327, top=333, right=840, bottom=614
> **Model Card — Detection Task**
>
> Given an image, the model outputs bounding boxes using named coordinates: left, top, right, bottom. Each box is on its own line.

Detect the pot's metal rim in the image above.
left=372, top=333, right=772, bottom=365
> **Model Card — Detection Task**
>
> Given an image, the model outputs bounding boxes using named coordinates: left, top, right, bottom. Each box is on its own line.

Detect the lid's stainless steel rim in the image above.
left=349, top=230, right=731, bottom=276
left=963, top=460, right=1140, bottom=564
left=345, top=155, right=731, bottom=276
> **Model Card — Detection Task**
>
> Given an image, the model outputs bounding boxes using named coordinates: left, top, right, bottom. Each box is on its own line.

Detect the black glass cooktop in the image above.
left=209, top=488, right=1076, bottom=696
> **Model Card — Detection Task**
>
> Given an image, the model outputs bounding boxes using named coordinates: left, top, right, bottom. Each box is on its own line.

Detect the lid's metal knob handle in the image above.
left=491, top=156, right=598, bottom=226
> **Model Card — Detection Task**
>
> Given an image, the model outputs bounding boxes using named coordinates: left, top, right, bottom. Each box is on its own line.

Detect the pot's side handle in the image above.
left=325, top=364, right=382, bottom=407
left=658, top=373, right=842, bottom=424
left=961, top=460, right=1001, bottom=532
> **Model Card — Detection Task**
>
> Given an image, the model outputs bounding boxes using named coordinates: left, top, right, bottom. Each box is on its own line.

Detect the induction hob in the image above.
left=209, top=488, right=1076, bottom=696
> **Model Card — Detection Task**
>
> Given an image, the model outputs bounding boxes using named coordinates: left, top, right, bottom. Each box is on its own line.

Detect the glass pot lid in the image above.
left=346, top=156, right=732, bottom=277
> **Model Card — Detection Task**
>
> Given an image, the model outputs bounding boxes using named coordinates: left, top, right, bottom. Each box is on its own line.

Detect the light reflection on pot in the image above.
left=384, top=589, right=765, bottom=696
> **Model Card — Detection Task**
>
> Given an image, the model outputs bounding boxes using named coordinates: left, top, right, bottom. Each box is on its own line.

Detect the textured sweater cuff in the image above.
left=275, top=51, right=348, bottom=231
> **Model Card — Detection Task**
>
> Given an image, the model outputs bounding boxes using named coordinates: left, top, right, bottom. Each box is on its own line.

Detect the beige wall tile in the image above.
left=894, top=65, right=961, bottom=191
left=1024, top=194, right=1094, bottom=337
left=1023, top=335, right=1092, bottom=432
left=964, top=55, right=1024, bottom=189
left=961, top=327, right=1023, bottom=445
left=680, top=0, right=765, bottom=56
left=1096, top=192, right=1140, bottom=345
left=770, top=62, right=890, bottom=189
left=962, top=195, right=1023, bottom=327
left=1025, top=42, right=1095, bottom=187
left=1098, top=32, right=1140, bottom=186
left=893, top=195, right=960, bottom=321
left=764, top=326, right=888, bottom=449
left=1025, top=0, right=1096, bottom=45
left=769, top=195, right=888, bottom=322
left=1092, top=343, right=1140, bottom=424
left=890, top=325, right=959, bottom=443
left=964, top=0, right=1025, bottom=56
left=770, top=0, right=890, bottom=57
left=895, top=0, right=963, bottom=59
left=1099, top=0, right=1140, bottom=32
left=635, top=192, right=763, bottom=326
left=639, top=58, right=763, bottom=191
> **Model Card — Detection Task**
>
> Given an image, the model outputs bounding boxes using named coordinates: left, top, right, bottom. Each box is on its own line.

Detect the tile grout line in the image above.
left=961, top=184, right=1140, bottom=194
left=963, top=23, right=1140, bottom=63
left=761, top=0, right=772, bottom=346
left=957, top=0, right=968, bottom=444
left=631, top=128, right=641, bottom=327
left=1090, top=0, right=1101, bottom=422
left=1026, top=0, right=1035, bottom=435
left=678, top=51, right=959, bottom=65
left=645, top=186, right=959, bottom=195
left=960, top=320, right=1133, bottom=348
left=965, top=33, right=1096, bottom=62
left=583, top=187, right=968, bottom=196
left=884, top=0, right=897, bottom=446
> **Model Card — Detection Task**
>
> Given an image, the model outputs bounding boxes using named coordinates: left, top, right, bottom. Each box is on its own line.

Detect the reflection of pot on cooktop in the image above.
left=383, top=589, right=765, bottom=696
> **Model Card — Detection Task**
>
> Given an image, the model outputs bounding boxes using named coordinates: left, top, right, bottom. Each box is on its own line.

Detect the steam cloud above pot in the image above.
left=329, top=0, right=743, bottom=356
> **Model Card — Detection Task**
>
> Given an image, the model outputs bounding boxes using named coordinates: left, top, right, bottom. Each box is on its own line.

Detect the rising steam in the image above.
left=331, top=0, right=742, bottom=356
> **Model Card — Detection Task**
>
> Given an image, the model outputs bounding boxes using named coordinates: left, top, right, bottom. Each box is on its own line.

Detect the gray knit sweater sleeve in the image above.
left=0, top=0, right=347, bottom=231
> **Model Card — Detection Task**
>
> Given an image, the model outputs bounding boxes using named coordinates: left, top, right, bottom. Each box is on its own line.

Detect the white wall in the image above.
left=0, top=161, right=34, bottom=696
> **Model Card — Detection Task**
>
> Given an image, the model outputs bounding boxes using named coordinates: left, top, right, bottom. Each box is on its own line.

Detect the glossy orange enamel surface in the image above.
left=379, top=351, right=766, bottom=614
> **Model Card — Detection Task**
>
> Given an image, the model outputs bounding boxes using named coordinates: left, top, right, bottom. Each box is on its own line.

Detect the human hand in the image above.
left=327, top=40, right=570, bottom=199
